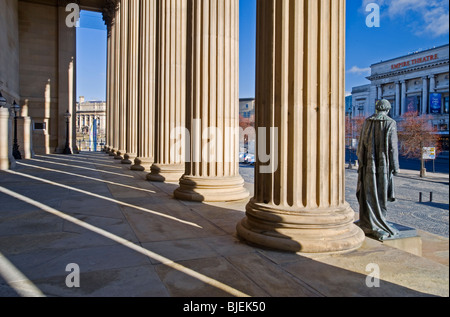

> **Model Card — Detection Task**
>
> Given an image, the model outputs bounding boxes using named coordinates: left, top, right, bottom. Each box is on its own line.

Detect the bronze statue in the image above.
left=356, top=99, right=400, bottom=241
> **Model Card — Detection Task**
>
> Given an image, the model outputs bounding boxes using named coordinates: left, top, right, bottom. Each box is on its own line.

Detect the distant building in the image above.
left=239, top=98, right=256, bottom=154
left=350, top=44, right=449, bottom=151
left=351, top=84, right=371, bottom=117
left=76, top=96, right=106, bottom=135
left=76, top=96, right=106, bottom=151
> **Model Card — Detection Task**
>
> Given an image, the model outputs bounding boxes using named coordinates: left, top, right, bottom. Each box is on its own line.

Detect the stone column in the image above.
left=174, top=0, right=249, bottom=201
left=429, top=74, right=436, bottom=93
left=422, top=76, right=428, bottom=114
left=401, top=80, right=407, bottom=115
left=395, top=81, right=401, bottom=117
left=115, top=0, right=128, bottom=160
left=122, top=0, right=140, bottom=165
left=377, top=85, right=382, bottom=100
left=103, top=4, right=113, bottom=153
left=110, top=2, right=120, bottom=156
left=131, top=0, right=157, bottom=171
left=19, top=102, right=34, bottom=159
left=236, top=0, right=364, bottom=253
left=56, top=2, right=77, bottom=154
left=0, top=107, right=9, bottom=170
left=147, top=0, right=187, bottom=181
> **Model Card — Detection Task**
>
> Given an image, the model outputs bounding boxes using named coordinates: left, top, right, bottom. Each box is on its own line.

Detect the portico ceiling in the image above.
left=21, top=0, right=107, bottom=12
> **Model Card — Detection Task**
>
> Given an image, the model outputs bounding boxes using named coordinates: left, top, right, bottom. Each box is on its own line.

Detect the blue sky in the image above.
left=76, top=0, right=449, bottom=101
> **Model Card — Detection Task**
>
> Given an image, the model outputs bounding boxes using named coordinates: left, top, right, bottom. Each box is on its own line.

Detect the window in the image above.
left=34, top=122, right=46, bottom=130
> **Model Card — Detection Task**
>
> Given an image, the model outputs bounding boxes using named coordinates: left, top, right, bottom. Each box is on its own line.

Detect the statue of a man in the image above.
left=356, top=99, right=400, bottom=241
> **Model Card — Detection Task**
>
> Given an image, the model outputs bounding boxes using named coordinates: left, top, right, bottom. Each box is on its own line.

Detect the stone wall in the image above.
left=0, top=0, right=20, bottom=102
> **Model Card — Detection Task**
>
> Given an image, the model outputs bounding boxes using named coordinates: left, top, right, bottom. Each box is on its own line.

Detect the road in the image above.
left=346, top=149, right=449, bottom=174
left=239, top=161, right=449, bottom=238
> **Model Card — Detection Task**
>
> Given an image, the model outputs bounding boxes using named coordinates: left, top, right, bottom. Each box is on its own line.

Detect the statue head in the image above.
left=375, top=99, right=392, bottom=114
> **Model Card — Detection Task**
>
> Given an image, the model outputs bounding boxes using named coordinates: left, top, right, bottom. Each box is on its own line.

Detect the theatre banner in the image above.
left=429, top=93, right=442, bottom=114
left=406, top=96, right=420, bottom=112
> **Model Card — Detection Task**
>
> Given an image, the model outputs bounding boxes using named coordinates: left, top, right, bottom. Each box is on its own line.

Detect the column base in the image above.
left=122, top=153, right=137, bottom=165
left=131, top=157, right=153, bottom=172
left=147, top=163, right=185, bottom=183
left=174, top=175, right=249, bottom=202
left=236, top=199, right=365, bottom=254
left=114, top=149, right=125, bottom=160
left=109, top=148, right=117, bottom=157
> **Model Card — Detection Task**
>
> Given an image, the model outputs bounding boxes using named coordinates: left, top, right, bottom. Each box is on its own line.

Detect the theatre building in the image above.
left=352, top=44, right=449, bottom=151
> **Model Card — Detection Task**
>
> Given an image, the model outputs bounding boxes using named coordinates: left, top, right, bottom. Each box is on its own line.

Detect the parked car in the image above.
left=245, top=154, right=255, bottom=165
left=239, top=152, right=247, bottom=163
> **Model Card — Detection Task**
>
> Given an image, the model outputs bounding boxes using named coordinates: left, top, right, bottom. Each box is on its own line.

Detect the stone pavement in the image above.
left=0, top=153, right=448, bottom=297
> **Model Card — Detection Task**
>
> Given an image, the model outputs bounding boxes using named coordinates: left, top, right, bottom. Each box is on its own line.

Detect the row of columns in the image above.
left=76, top=115, right=103, bottom=131
left=376, top=74, right=438, bottom=116
left=102, top=0, right=364, bottom=254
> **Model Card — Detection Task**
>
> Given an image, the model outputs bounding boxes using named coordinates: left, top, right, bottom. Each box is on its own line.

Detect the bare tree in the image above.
left=397, top=111, right=441, bottom=177
left=345, top=114, right=366, bottom=167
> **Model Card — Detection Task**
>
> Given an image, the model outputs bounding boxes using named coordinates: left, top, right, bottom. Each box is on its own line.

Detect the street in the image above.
left=240, top=160, right=449, bottom=238
left=346, top=149, right=449, bottom=174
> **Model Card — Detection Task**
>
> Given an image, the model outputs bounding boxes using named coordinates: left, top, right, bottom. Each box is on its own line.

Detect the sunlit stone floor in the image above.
left=0, top=152, right=448, bottom=297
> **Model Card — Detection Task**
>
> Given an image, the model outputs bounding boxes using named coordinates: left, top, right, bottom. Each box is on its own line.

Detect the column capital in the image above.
left=102, top=0, right=118, bottom=33
left=429, top=74, right=436, bottom=79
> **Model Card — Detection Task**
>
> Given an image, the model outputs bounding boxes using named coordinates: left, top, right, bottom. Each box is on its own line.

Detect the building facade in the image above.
left=239, top=98, right=256, bottom=155
left=76, top=97, right=106, bottom=151
left=352, top=44, right=449, bottom=151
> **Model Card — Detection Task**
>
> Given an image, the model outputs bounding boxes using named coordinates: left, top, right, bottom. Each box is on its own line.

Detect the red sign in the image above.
left=391, top=54, right=438, bottom=70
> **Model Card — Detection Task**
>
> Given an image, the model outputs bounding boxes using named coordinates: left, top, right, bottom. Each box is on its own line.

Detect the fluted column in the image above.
left=104, top=9, right=113, bottom=153
left=122, top=0, right=140, bottom=164
left=115, top=0, right=128, bottom=160
left=174, top=0, right=249, bottom=202
left=131, top=0, right=156, bottom=171
left=147, top=0, right=187, bottom=182
left=236, top=0, right=364, bottom=253
left=110, top=1, right=121, bottom=156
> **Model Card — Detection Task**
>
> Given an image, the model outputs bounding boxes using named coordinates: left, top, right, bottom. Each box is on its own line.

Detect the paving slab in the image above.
left=0, top=152, right=447, bottom=298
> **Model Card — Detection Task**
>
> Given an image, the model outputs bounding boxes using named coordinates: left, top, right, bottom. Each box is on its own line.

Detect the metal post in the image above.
left=12, top=109, right=22, bottom=160
left=63, top=113, right=72, bottom=155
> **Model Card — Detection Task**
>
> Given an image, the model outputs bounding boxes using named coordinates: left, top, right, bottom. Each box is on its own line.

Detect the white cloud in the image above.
left=347, top=66, right=371, bottom=75
left=361, top=0, right=449, bottom=37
